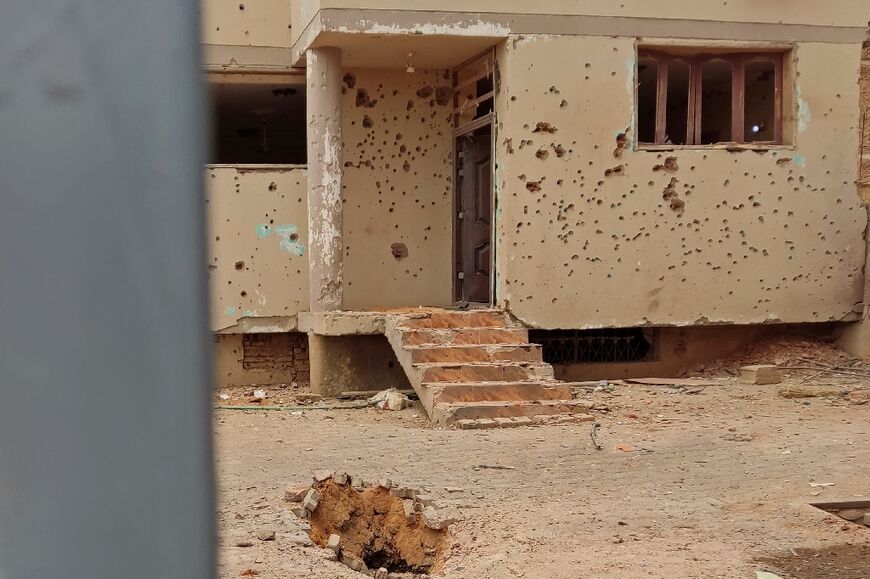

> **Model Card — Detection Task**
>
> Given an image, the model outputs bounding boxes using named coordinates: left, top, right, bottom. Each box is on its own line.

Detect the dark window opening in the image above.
left=637, top=49, right=784, bottom=146
left=637, top=57, right=658, bottom=143
left=452, top=51, right=494, bottom=130
left=528, top=328, right=656, bottom=364
left=744, top=58, right=777, bottom=143
left=700, top=58, right=732, bottom=144
left=210, top=80, right=306, bottom=164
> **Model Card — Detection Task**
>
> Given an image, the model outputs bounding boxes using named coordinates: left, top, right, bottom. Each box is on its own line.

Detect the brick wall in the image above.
left=241, top=332, right=310, bottom=384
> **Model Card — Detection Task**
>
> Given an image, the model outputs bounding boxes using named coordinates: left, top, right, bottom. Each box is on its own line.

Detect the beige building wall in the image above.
left=201, top=0, right=292, bottom=48
left=340, top=68, right=454, bottom=309
left=297, top=0, right=866, bottom=27
left=207, top=166, right=309, bottom=331
left=494, top=35, right=865, bottom=329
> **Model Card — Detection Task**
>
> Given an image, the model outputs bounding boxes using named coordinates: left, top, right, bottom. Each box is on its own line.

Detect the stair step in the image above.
left=401, top=327, right=529, bottom=347
left=395, top=310, right=509, bottom=329
left=409, top=344, right=542, bottom=364
left=455, top=414, right=595, bottom=429
left=416, top=362, right=554, bottom=383
left=431, top=399, right=594, bottom=424
left=421, top=381, right=572, bottom=404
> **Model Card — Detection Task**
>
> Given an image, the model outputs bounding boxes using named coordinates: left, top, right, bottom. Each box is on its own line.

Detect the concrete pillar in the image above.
left=306, top=46, right=344, bottom=312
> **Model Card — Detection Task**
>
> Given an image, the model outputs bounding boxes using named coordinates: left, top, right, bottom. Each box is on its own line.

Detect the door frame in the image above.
left=452, top=114, right=496, bottom=304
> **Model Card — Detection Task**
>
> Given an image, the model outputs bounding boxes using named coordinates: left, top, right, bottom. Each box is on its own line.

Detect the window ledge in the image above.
left=205, top=163, right=307, bottom=170
left=636, top=143, right=794, bottom=152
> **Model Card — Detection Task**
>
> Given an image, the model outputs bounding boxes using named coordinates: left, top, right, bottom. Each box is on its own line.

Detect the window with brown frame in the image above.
left=637, top=50, right=784, bottom=146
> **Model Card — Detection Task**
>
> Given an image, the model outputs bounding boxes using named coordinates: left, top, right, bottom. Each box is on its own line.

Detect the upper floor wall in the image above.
left=201, top=0, right=292, bottom=48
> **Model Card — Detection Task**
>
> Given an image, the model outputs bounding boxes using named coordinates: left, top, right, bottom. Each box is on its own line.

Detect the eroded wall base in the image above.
left=308, top=334, right=411, bottom=396
left=553, top=323, right=841, bottom=381
left=215, top=332, right=310, bottom=388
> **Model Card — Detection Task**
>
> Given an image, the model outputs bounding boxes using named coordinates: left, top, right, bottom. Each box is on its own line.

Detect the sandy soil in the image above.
left=215, top=361, right=870, bottom=579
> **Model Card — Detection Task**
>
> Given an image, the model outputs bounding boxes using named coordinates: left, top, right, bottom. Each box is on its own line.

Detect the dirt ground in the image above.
left=215, top=341, right=870, bottom=578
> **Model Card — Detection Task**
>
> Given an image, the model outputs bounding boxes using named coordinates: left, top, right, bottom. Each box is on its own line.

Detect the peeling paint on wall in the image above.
left=207, top=166, right=309, bottom=331
left=796, top=84, right=812, bottom=133
left=495, top=35, right=864, bottom=329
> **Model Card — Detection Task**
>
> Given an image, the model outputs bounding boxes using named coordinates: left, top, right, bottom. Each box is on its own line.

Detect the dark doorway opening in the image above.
left=454, top=124, right=492, bottom=304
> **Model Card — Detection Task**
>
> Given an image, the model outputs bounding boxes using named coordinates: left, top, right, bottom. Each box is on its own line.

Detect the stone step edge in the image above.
left=436, top=399, right=593, bottom=410
left=404, top=343, right=541, bottom=350
left=420, top=380, right=565, bottom=388
left=454, top=413, right=595, bottom=429
left=412, top=361, right=552, bottom=369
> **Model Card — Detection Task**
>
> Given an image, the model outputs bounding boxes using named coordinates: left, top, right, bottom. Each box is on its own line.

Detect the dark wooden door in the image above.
left=455, top=131, right=492, bottom=303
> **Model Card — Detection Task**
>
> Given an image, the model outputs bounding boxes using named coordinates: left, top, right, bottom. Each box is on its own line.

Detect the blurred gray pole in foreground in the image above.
left=0, top=1, right=215, bottom=578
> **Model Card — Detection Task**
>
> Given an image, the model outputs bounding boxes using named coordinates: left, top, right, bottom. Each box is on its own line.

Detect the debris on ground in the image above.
left=777, top=385, right=849, bottom=399
left=252, top=389, right=267, bottom=401
left=369, top=388, right=412, bottom=411
left=740, top=365, right=782, bottom=385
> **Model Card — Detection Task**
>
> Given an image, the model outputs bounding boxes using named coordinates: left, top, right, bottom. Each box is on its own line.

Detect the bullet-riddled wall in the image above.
left=495, top=35, right=865, bottom=329
left=340, top=68, right=454, bottom=309
left=207, top=166, right=309, bottom=331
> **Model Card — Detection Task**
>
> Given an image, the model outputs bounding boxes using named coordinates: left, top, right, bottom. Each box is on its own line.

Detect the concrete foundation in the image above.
left=308, top=334, right=411, bottom=396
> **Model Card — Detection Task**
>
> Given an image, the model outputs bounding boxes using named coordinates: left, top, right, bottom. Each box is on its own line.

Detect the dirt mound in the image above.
left=308, top=480, right=447, bottom=574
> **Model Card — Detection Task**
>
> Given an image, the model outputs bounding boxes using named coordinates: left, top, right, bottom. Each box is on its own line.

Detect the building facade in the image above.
left=202, top=1, right=870, bottom=398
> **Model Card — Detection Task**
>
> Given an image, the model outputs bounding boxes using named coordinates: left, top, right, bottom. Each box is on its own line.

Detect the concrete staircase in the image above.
left=384, top=309, right=593, bottom=428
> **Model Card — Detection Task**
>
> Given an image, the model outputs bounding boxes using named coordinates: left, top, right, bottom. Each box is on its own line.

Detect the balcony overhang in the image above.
left=291, top=9, right=509, bottom=68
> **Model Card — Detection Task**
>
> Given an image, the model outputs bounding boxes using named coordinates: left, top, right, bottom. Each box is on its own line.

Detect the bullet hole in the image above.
left=613, top=132, right=628, bottom=158
left=526, top=180, right=543, bottom=192
left=662, top=178, right=679, bottom=201
left=532, top=122, right=557, bottom=133
left=268, top=182, right=277, bottom=191
left=390, top=243, right=409, bottom=260
left=416, top=86, right=434, bottom=98
left=240, top=291, right=247, bottom=297
left=560, top=99, right=568, bottom=108
left=356, top=89, right=377, bottom=108
left=342, top=73, right=356, bottom=89
left=403, top=160, right=411, bottom=172
left=535, top=148, right=550, bottom=160
left=234, top=261, right=245, bottom=270
left=289, top=232, right=299, bottom=241
left=435, top=86, right=451, bottom=106
left=362, top=115, right=374, bottom=128
left=776, top=157, right=792, bottom=165
left=504, top=138, right=514, bottom=154
left=552, top=144, right=566, bottom=158
left=406, top=100, right=414, bottom=111
left=238, top=3, right=244, bottom=9
left=653, top=156, right=679, bottom=172
left=604, top=165, right=624, bottom=177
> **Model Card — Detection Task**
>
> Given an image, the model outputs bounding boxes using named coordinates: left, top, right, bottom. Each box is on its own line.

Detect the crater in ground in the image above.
left=308, top=480, right=448, bottom=574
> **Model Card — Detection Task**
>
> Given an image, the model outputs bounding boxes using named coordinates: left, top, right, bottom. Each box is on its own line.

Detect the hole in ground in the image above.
left=308, top=480, right=447, bottom=575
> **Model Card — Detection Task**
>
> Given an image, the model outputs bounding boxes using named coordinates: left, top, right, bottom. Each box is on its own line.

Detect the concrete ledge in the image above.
left=215, top=315, right=298, bottom=334
left=298, top=311, right=387, bottom=335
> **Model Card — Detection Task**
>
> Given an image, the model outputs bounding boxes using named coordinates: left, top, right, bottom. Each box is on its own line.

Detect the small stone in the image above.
left=838, top=508, right=865, bottom=521
left=341, top=552, right=368, bottom=572
left=288, top=532, right=313, bottom=547
left=403, top=499, right=416, bottom=524
left=422, top=506, right=460, bottom=530
left=290, top=506, right=309, bottom=519
left=235, top=540, right=254, bottom=548
left=512, top=416, right=533, bottom=426
left=849, top=388, right=870, bottom=405
left=390, top=487, right=415, bottom=499
left=493, top=417, right=516, bottom=427
left=327, top=533, right=341, bottom=554
left=256, top=529, right=276, bottom=541
left=373, top=568, right=389, bottom=579
left=313, top=470, right=333, bottom=483
left=739, top=365, right=781, bottom=385
left=351, top=476, right=363, bottom=489
left=334, top=472, right=349, bottom=485
left=302, top=489, right=320, bottom=512
left=863, top=513, right=870, bottom=526
left=284, top=485, right=310, bottom=502
left=445, top=486, right=464, bottom=493
left=415, top=494, right=434, bottom=508
left=378, top=478, right=393, bottom=489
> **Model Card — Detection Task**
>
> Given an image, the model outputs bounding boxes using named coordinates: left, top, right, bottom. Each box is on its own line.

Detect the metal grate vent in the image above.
left=528, top=328, right=656, bottom=364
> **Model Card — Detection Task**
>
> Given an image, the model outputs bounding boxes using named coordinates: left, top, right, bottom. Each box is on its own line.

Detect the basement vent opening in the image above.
left=528, top=328, right=656, bottom=364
